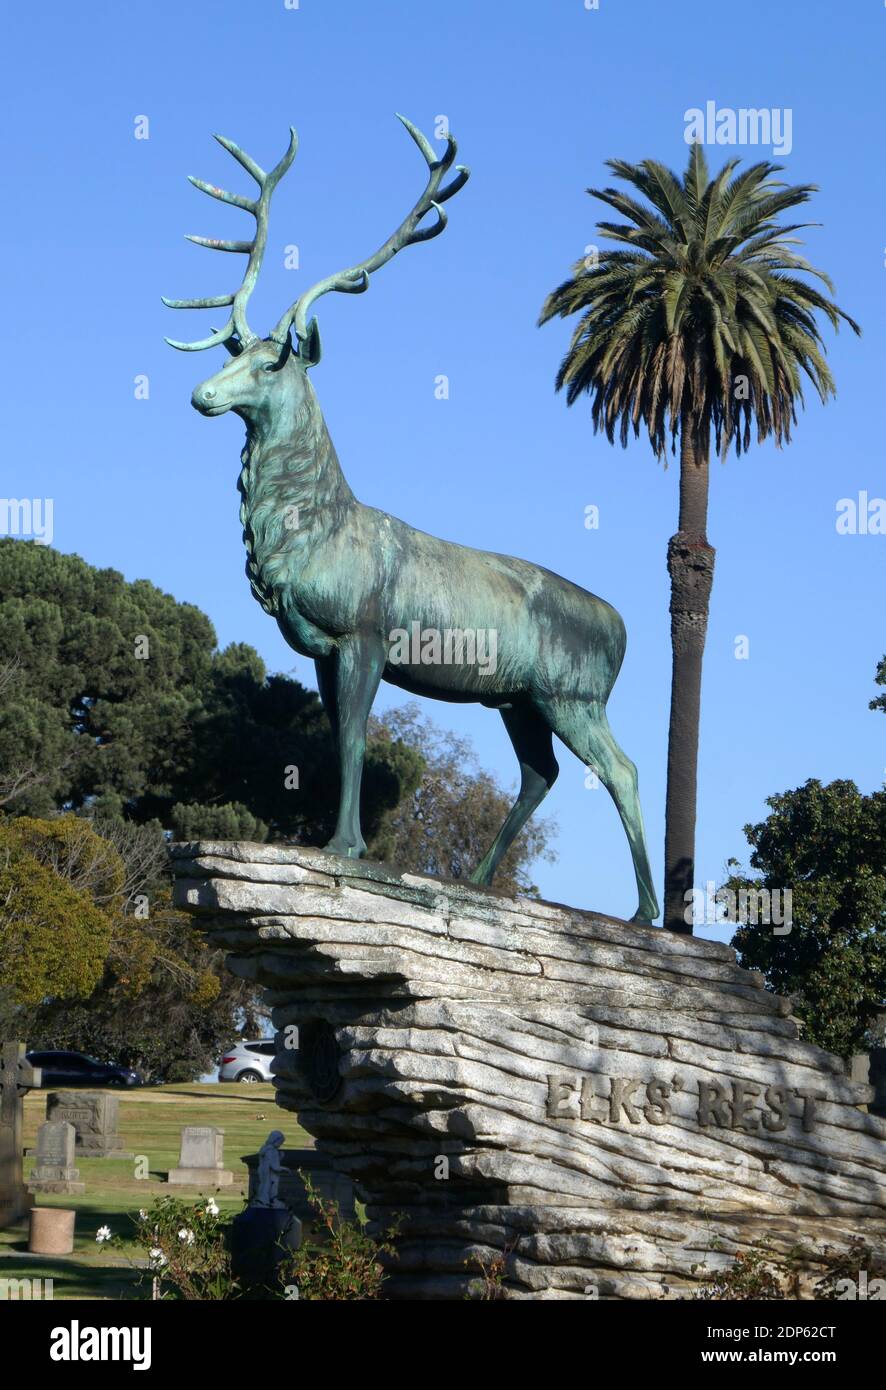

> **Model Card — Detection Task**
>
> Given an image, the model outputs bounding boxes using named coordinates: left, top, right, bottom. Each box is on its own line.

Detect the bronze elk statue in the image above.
left=164, top=117, right=659, bottom=923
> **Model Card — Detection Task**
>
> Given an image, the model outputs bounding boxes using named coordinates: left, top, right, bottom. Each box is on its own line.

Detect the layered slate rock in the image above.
left=172, top=841, right=886, bottom=1299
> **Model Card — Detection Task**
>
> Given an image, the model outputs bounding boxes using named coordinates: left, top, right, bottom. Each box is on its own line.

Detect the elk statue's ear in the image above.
left=275, top=331, right=293, bottom=368
left=209, top=327, right=244, bottom=358
left=298, top=317, right=322, bottom=368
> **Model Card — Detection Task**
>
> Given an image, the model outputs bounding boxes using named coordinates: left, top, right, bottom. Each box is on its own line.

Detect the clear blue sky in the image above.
left=4, top=0, right=884, bottom=937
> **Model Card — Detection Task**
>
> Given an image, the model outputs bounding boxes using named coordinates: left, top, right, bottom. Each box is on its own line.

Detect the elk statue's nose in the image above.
left=191, top=383, right=217, bottom=412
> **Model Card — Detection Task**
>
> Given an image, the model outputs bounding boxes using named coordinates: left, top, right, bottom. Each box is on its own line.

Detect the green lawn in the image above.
left=0, top=1083, right=311, bottom=1300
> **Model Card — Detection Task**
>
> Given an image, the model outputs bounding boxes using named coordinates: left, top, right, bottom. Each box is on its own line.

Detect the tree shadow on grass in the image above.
left=156, top=1087, right=275, bottom=1104
left=0, top=1253, right=142, bottom=1300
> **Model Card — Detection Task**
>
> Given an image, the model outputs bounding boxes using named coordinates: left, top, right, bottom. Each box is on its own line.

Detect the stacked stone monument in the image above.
left=173, top=841, right=886, bottom=1299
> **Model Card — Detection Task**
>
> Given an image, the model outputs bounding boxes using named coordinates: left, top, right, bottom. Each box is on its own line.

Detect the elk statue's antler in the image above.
left=163, top=118, right=468, bottom=356
left=270, top=115, right=470, bottom=347
left=162, top=128, right=298, bottom=352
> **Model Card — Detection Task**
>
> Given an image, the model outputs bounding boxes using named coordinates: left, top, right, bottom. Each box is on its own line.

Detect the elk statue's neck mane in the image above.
left=237, top=381, right=354, bottom=616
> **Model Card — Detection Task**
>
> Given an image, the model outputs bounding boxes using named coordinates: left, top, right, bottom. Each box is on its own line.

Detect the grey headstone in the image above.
left=168, top=1125, right=233, bottom=1188
left=179, top=1125, right=224, bottom=1169
left=28, top=1120, right=84, bottom=1195
left=46, top=1091, right=126, bottom=1158
left=36, top=1119, right=75, bottom=1169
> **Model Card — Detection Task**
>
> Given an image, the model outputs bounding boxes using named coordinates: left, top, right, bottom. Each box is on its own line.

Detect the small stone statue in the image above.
left=255, top=1130, right=286, bottom=1208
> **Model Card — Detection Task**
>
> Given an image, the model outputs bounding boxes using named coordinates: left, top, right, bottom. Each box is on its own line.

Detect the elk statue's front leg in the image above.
left=317, top=635, right=385, bottom=859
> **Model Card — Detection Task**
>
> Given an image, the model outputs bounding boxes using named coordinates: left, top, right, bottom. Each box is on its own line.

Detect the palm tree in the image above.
left=540, top=144, right=859, bottom=933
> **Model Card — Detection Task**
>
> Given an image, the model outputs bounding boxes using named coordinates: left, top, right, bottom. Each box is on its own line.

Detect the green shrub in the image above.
left=279, top=1173, right=402, bottom=1300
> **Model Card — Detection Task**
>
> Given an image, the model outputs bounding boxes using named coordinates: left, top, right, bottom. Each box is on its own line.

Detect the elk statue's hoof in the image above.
left=323, top=837, right=366, bottom=860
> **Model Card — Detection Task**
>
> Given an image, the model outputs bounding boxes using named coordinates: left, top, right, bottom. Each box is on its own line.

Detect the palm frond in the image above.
left=540, top=143, right=860, bottom=458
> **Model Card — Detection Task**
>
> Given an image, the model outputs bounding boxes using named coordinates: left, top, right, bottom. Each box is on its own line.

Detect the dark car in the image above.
left=25, top=1050, right=141, bottom=1089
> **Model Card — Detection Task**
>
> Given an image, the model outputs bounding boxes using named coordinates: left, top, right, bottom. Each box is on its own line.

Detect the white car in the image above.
left=218, top=1039, right=276, bottom=1083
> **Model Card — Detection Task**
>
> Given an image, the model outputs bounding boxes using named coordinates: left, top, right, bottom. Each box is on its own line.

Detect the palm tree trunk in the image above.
left=663, top=417, right=715, bottom=933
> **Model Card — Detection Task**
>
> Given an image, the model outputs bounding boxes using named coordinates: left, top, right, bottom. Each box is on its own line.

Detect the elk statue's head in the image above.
left=164, top=117, right=470, bottom=431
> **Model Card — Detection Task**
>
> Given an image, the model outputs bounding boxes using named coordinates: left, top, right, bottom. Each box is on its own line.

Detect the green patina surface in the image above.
left=164, top=117, right=658, bottom=922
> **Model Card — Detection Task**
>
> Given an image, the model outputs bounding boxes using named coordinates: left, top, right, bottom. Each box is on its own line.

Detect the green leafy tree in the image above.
left=0, top=811, right=261, bottom=1080
left=870, top=656, right=886, bottom=715
left=170, top=802, right=268, bottom=843
left=10, top=818, right=265, bottom=1081
left=726, top=780, right=886, bottom=1056
left=0, top=541, right=216, bottom=821
left=540, top=147, right=858, bottom=932
left=0, top=815, right=117, bottom=1007
left=27, top=910, right=263, bottom=1083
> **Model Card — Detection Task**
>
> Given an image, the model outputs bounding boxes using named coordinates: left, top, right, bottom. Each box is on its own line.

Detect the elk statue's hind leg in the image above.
left=541, top=699, right=660, bottom=925
left=470, top=702, right=559, bottom=887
